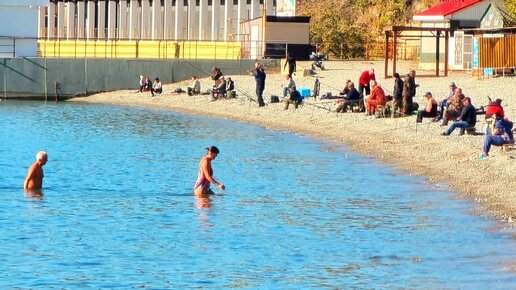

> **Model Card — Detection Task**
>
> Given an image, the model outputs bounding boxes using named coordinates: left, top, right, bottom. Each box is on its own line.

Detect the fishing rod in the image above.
left=180, top=58, right=259, bottom=103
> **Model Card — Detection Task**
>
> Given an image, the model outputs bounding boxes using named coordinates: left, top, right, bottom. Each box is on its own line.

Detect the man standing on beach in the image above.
left=358, top=69, right=375, bottom=99
left=24, top=151, right=48, bottom=191
left=402, top=70, right=417, bottom=116
left=284, top=53, right=296, bottom=76
left=392, top=73, right=404, bottom=115
left=252, top=62, right=266, bottom=107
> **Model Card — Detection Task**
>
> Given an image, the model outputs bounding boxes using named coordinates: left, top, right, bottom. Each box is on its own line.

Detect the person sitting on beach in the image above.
left=194, top=146, right=225, bottom=196
left=225, top=77, right=235, bottom=98
left=365, top=81, right=386, bottom=115
left=440, top=92, right=465, bottom=126
left=416, top=92, right=437, bottom=123
left=151, top=77, right=162, bottom=96
left=435, top=82, right=458, bottom=121
left=187, top=76, right=201, bottom=96
left=338, top=80, right=352, bottom=96
left=138, top=75, right=145, bottom=92
left=142, top=76, right=152, bottom=92
left=284, top=86, right=302, bottom=110
left=441, top=97, right=476, bottom=136
left=282, top=74, right=296, bottom=98
left=479, top=118, right=514, bottom=159
left=24, top=151, right=48, bottom=191
left=485, top=98, right=504, bottom=120
left=336, top=82, right=360, bottom=113
left=226, top=77, right=234, bottom=92
left=211, top=76, right=226, bottom=100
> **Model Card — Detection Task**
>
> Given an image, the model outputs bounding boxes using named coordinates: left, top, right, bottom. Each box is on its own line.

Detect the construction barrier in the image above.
left=38, top=39, right=242, bottom=60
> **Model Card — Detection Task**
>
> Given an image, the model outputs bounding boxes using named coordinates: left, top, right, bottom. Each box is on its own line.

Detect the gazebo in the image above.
left=383, top=26, right=450, bottom=78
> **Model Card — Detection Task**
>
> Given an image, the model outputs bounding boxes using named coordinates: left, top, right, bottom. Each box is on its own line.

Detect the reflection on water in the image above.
left=195, top=196, right=212, bottom=209
left=24, top=189, right=44, bottom=200
left=0, top=101, right=515, bottom=288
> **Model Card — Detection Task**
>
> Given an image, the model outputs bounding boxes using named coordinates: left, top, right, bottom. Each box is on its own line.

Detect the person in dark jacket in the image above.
left=252, top=62, right=266, bottom=107
left=210, top=76, right=227, bottom=100
left=336, top=82, right=360, bottom=113
left=479, top=118, right=514, bottom=159
left=392, top=73, right=404, bottom=114
left=211, top=67, right=223, bottom=86
left=284, top=86, right=302, bottom=110
left=284, top=53, right=296, bottom=76
left=442, top=97, right=477, bottom=136
left=402, top=70, right=417, bottom=116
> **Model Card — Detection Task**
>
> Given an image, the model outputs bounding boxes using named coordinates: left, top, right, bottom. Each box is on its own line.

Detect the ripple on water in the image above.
left=0, top=101, right=515, bottom=288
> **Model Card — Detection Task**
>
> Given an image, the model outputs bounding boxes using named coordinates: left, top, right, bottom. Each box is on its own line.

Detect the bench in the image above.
left=466, top=126, right=476, bottom=135
left=502, top=143, right=516, bottom=152
left=376, top=105, right=386, bottom=118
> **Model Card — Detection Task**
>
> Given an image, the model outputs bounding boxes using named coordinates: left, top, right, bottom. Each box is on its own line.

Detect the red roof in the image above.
left=415, top=0, right=483, bottom=16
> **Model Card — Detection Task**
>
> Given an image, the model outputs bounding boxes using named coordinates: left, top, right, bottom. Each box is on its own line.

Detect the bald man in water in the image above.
left=24, top=151, right=48, bottom=191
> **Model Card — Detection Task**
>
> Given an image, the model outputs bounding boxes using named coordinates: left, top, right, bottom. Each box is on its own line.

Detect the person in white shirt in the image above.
left=282, top=74, right=296, bottom=97
left=187, top=76, right=201, bottom=96
left=151, top=78, right=162, bottom=96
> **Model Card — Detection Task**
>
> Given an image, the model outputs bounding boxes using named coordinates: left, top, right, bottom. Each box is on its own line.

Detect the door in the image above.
left=463, top=34, right=473, bottom=70
left=454, top=31, right=464, bottom=69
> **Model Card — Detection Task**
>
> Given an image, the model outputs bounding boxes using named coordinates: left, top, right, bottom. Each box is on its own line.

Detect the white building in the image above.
left=0, top=0, right=48, bottom=57
left=38, top=0, right=278, bottom=42
left=413, top=0, right=491, bottom=70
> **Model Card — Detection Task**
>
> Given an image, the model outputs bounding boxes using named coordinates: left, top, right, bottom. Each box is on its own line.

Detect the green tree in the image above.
left=505, top=0, right=516, bottom=18
left=298, top=0, right=516, bottom=58
left=297, top=0, right=416, bottom=58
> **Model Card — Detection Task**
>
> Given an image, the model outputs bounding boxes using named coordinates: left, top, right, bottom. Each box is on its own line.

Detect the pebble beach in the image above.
left=67, top=60, right=516, bottom=222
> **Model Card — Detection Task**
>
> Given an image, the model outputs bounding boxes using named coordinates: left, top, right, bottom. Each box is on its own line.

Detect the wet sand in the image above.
left=67, top=60, right=516, bottom=222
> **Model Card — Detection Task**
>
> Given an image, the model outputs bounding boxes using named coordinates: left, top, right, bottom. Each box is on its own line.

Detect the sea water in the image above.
left=0, top=100, right=515, bottom=288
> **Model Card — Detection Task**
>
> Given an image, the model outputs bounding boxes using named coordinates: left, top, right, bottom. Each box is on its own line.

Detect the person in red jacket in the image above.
left=358, top=68, right=376, bottom=99
left=366, top=81, right=386, bottom=115
left=485, top=98, right=504, bottom=119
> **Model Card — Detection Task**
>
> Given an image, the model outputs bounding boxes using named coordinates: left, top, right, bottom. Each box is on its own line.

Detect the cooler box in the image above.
left=297, top=87, right=311, bottom=98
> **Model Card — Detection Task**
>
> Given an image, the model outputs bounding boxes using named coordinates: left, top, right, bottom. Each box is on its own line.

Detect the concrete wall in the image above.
left=0, top=58, right=277, bottom=100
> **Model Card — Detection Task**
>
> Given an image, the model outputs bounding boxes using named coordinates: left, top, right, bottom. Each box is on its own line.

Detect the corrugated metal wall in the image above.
left=479, top=35, right=516, bottom=68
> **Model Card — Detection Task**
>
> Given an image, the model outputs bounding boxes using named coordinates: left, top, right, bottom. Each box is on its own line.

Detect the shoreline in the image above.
left=67, top=60, right=516, bottom=223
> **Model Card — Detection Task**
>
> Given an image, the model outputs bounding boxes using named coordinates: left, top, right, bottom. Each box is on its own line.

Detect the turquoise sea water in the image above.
left=1, top=100, right=515, bottom=288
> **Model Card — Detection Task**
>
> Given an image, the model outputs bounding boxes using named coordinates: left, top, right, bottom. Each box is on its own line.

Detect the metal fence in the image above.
left=311, top=40, right=421, bottom=61
left=5, top=35, right=424, bottom=62
left=0, top=38, right=17, bottom=57
left=37, top=38, right=269, bottom=60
